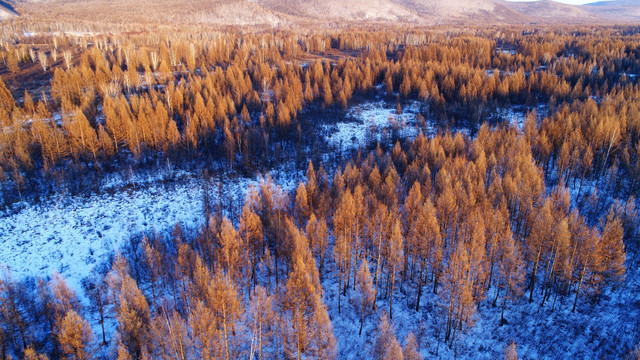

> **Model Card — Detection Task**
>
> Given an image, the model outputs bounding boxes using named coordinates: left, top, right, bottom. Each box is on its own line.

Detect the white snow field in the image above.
left=324, top=100, right=428, bottom=151
left=0, top=170, right=298, bottom=292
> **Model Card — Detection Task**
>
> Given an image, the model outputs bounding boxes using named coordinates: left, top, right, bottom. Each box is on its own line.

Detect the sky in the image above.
left=503, top=0, right=608, bottom=4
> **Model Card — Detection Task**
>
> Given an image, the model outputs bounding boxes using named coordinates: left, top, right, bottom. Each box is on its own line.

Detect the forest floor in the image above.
left=1, top=100, right=634, bottom=358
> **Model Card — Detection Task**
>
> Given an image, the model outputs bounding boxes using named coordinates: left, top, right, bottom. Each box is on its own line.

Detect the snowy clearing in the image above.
left=0, top=170, right=299, bottom=292
left=324, top=100, right=427, bottom=151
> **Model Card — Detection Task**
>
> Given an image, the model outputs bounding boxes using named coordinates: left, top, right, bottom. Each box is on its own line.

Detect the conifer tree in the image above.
left=504, top=342, right=518, bottom=360
left=387, top=220, right=404, bottom=319
left=373, top=314, right=403, bottom=360
left=23, top=348, right=50, bottom=360
left=82, top=274, right=109, bottom=346
left=306, top=214, right=329, bottom=276
left=403, top=332, right=421, bottom=360
left=108, top=258, right=152, bottom=360
left=249, top=286, right=276, bottom=360
left=355, top=259, right=375, bottom=335
left=57, top=310, right=94, bottom=360
left=240, top=204, right=264, bottom=292
left=598, top=210, right=626, bottom=283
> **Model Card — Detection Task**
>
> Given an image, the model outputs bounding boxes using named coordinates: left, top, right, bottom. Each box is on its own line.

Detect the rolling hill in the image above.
left=584, top=0, right=640, bottom=23
left=7, top=0, right=640, bottom=25
left=503, top=0, right=601, bottom=24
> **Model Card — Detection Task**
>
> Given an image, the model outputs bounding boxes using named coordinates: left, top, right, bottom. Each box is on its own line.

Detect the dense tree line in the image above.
left=1, top=28, right=640, bottom=204
left=0, top=26, right=639, bottom=358
left=0, top=124, right=632, bottom=358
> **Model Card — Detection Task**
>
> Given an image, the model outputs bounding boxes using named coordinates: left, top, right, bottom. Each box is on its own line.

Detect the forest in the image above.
left=0, top=23, right=639, bottom=359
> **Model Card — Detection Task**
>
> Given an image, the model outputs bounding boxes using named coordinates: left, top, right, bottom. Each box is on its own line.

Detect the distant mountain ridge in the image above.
left=7, top=0, right=640, bottom=25
left=583, top=0, right=640, bottom=22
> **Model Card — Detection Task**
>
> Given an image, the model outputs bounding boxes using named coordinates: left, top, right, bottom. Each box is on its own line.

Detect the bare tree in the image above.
left=63, top=50, right=72, bottom=70
left=150, top=51, right=159, bottom=71
left=37, top=51, right=48, bottom=71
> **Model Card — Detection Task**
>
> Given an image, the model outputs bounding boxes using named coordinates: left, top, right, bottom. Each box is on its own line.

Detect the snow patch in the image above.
left=324, top=100, right=427, bottom=151
left=0, top=170, right=298, bottom=292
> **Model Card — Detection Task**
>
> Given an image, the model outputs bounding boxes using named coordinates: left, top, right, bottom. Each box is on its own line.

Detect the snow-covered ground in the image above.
left=324, top=100, right=428, bottom=151
left=323, top=242, right=640, bottom=360
left=0, top=170, right=299, bottom=292
left=1, top=98, right=636, bottom=358
left=0, top=100, right=544, bottom=294
left=496, top=104, right=548, bottom=130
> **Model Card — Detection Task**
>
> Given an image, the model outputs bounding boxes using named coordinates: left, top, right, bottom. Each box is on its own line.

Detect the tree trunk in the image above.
left=222, top=303, right=231, bottom=360
left=416, top=256, right=428, bottom=311
left=529, top=248, right=542, bottom=302
left=373, top=233, right=383, bottom=309
left=572, top=266, right=585, bottom=313
left=389, top=268, right=395, bottom=319
left=337, top=269, right=342, bottom=313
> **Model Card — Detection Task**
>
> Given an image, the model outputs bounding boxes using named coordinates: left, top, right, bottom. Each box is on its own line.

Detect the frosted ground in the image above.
left=324, top=100, right=428, bottom=151
left=323, top=252, right=640, bottom=359
left=0, top=169, right=299, bottom=292
left=0, top=100, right=435, bottom=291
left=322, top=100, right=541, bottom=154
left=1, top=100, right=636, bottom=358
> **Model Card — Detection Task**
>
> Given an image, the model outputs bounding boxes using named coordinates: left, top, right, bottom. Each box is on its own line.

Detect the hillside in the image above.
left=584, top=0, right=640, bottom=23
left=258, top=0, right=420, bottom=23
left=10, top=0, right=640, bottom=26
left=503, top=0, right=601, bottom=24
left=13, top=0, right=290, bottom=26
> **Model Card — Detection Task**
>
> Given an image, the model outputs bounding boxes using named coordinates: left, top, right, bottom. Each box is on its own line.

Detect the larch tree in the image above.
left=571, top=219, right=599, bottom=313
left=526, top=200, right=553, bottom=302
left=598, top=210, right=626, bottom=284
left=387, top=219, right=404, bottom=319
left=217, top=217, right=242, bottom=288
left=249, top=286, right=276, bottom=360
left=0, top=275, right=30, bottom=354
left=403, top=332, right=421, bottom=360
left=189, top=299, right=220, bottom=360
left=211, top=271, right=242, bottom=360
left=82, top=274, right=109, bottom=346
left=283, top=234, right=332, bottom=360
left=441, top=243, right=474, bottom=345
left=355, top=259, right=375, bottom=335
left=50, top=273, right=81, bottom=322
left=372, top=313, right=403, bottom=360
left=152, top=310, right=191, bottom=360
left=141, top=236, right=163, bottom=313
left=540, top=217, right=571, bottom=307
left=64, top=109, right=99, bottom=162
left=284, top=253, right=317, bottom=360
left=504, top=342, right=518, bottom=360
left=46, top=273, right=82, bottom=357
left=306, top=214, right=329, bottom=276
left=497, top=228, right=526, bottom=323
left=307, top=297, right=337, bottom=360
left=23, top=347, right=50, bottom=360
left=239, top=204, right=264, bottom=293
left=294, top=182, right=311, bottom=226
left=412, top=197, right=442, bottom=310
left=108, top=257, right=152, bottom=360
left=305, top=161, right=318, bottom=209
left=0, top=77, right=14, bottom=113
left=333, top=191, right=355, bottom=312
left=57, top=310, right=94, bottom=360
left=403, top=182, right=423, bottom=285
left=371, top=201, right=392, bottom=306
